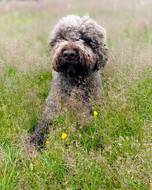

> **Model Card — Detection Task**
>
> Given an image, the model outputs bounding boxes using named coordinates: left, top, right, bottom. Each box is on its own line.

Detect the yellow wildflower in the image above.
left=46, top=140, right=49, bottom=145
left=61, top=132, right=68, bottom=140
left=93, top=111, right=98, bottom=117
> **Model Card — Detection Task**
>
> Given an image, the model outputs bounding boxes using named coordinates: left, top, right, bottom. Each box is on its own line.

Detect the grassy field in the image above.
left=0, top=0, right=152, bottom=189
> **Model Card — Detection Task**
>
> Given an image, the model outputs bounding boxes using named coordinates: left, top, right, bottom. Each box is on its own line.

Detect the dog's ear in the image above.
left=92, top=22, right=108, bottom=70
left=94, top=43, right=109, bottom=70
left=48, top=24, right=60, bottom=49
left=48, top=16, right=70, bottom=49
left=81, top=17, right=108, bottom=70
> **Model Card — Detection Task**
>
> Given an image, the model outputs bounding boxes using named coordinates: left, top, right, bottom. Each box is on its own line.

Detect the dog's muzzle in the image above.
left=54, top=45, right=92, bottom=77
left=59, top=48, right=85, bottom=77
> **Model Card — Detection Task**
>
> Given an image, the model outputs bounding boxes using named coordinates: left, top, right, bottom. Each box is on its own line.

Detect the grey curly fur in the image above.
left=30, top=15, right=108, bottom=148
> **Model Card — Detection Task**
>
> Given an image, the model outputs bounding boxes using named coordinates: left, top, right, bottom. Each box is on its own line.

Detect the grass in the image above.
left=0, top=0, right=152, bottom=189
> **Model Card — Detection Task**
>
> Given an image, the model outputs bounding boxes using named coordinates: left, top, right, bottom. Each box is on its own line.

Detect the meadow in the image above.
left=0, top=0, right=152, bottom=189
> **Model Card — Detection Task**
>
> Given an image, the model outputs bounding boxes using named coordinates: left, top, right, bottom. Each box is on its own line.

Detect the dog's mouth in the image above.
left=58, top=60, right=88, bottom=77
left=67, top=65, right=77, bottom=77
left=66, top=64, right=85, bottom=77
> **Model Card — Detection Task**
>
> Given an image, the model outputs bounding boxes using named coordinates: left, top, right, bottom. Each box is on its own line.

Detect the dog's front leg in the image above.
left=30, top=93, right=59, bottom=149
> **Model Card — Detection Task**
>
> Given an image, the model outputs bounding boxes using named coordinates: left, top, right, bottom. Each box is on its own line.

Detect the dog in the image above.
left=30, top=15, right=108, bottom=148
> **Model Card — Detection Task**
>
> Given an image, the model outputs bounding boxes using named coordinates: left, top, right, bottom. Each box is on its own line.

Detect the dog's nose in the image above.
left=63, top=49, right=77, bottom=59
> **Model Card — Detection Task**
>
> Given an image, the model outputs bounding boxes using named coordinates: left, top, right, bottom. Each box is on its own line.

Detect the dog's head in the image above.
left=49, top=15, right=108, bottom=77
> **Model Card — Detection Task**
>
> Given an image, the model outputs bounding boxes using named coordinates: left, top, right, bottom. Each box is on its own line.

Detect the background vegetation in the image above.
left=0, top=0, right=152, bottom=189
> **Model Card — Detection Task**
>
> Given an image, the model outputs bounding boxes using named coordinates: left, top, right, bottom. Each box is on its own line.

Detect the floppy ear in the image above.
left=93, top=24, right=108, bottom=70
left=48, top=23, right=61, bottom=49
left=94, top=43, right=108, bottom=70
left=81, top=17, right=108, bottom=70
left=48, top=15, right=70, bottom=49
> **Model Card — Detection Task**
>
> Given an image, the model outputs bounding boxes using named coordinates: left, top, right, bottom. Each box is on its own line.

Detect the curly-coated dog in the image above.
left=30, top=15, right=108, bottom=148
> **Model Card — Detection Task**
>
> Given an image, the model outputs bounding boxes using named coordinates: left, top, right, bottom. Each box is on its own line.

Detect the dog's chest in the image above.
left=53, top=72, right=102, bottom=103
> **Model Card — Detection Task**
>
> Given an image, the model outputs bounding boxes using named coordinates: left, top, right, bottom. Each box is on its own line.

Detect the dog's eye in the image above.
left=83, top=37, right=99, bottom=51
left=83, top=37, right=93, bottom=46
left=60, top=35, right=66, bottom=41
